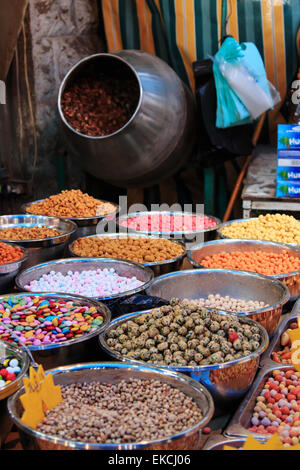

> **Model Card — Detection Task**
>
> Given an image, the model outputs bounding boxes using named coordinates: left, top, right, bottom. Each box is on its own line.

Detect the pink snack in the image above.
left=119, top=213, right=217, bottom=232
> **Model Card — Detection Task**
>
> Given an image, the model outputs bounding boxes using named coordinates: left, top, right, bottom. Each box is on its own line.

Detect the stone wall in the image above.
left=28, top=0, right=104, bottom=198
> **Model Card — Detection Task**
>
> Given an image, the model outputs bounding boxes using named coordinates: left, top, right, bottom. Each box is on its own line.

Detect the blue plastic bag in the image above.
left=213, top=37, right=280, bottom=128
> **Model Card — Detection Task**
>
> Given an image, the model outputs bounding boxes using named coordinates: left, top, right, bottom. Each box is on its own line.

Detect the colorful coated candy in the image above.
left=0, top=295, right=104, bottom=347
left=0, top=357, right=21, bottom=387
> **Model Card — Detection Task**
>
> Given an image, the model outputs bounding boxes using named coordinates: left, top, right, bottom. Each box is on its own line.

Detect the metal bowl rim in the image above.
left=15, top=257, right=155, bottom=302
left=0, top=292, right=111, bottom=351
left=218, top=217, right=300, bottom=247
left=116, top=211, right=221, bottom=236
left=57, top=52, right=143, bottom=140
left=7, top=361, right=214, bottom=449
left=22, top=198, right=120, bottom=223
left=69, top=233, right=187, bottom=267
left=0, top=214, right=77, bottom=244
left=0, top=339, right=30, bottom=400
left=99, top=309, right=269, bottom=372
left=187, top=239, right=300, bottom=278
left=145, top=268, right=290, bottom=316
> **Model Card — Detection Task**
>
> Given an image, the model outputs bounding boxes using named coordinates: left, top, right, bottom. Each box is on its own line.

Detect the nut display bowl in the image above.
left=22, top=200, right=119, bottom=242
left=15, top=257, right=154, bottom=305
left=116, top=211, right=221, bottom=244
left=0, top=292, right=111, bottom=370
left=68, top=233, right=186, bottom=276
left=187, top=239, right=300, bottom=301
left=0, top=242, right=28, bottom=294
left=0, top=214, right=77, bottom=269
left=146, top=269, right=290, bottom=336
left=7, top=361, right=214, bottom=450
left=99, top=310, right=269, bottom=413
left=0, top=340, right=30, bottom=446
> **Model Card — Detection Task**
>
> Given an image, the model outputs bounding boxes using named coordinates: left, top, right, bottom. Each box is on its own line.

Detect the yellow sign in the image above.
left=225, top=434, right=300, bottom=450
left=20, top=365, right=62, bottom=429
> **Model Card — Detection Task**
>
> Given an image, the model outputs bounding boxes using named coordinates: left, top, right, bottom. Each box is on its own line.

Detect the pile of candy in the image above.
left=0, top=242, right=24, bottom=265
left=248, top=369, right=300, bottom=446
left=24, top=268, right=144, bottom=298
left=272, top=322, right=298, bottom=364
left=200, top=250, right=300, bottom=276
left=0, top=226, right=60, bottom=241
left=71, top=236, right=185, bottom=263
left=118, top=213, right=218, bottom=233
left=220, top=214, right=300, bottom=244
left=182, top=295, right=269, bottom=313
left=0, top=357, right=21, bottom=387
left=0, top=295, right=105, bottom=346
left=37, top=378, right=203, bottom=444
left=106, top=299, right=264, bottom=366
left=25, top=190, right=117, bottom=218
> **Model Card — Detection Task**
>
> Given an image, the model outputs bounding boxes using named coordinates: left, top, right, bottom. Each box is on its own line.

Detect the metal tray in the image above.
left=260, top=301, right=300, bottom=367
left=224, top=363, right=293, bottom=441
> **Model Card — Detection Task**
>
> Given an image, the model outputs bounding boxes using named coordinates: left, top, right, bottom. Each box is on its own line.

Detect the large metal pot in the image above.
left=7, top=362, right=214, bottom=450
left=58, top=51, right=196, bottom=188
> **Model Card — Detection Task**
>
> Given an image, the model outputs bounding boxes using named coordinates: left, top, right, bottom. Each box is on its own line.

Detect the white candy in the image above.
left=25, top=268, right=144, bottom=298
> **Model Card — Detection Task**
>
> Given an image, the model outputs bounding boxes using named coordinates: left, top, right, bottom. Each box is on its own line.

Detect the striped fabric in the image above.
left=100, top=0, right=300, bottom=135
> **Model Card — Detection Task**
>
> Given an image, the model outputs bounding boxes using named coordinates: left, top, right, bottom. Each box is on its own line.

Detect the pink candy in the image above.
left=119, top=213, right=218, bottom=233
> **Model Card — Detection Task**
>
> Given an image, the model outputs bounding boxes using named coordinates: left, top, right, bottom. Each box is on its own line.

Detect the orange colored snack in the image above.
left=200, top=249, right=300, bottom=275
left=0, top=242, right=24, bottom=264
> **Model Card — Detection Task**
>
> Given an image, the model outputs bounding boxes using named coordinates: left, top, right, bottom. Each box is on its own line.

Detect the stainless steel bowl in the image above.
left=15, top=257, right=154, bottom=305
left=0, top=243, right=28, bottom=294
left=203, top=435, right=246, bottom=450
left=146, top=269, right=290, bottom=336
left=224, top=364, right=293, bottom=442
left=117, top=211, right=221, bottom=244
left=99, top=310, right=269, bottom=412
left=7, top=361, right=214, bottom=450
left=260, top=311, right=299, bottom=368
left=22, top=199, right=120, bottom=242
left=218, top=217, right=300, bottom=248
left=0, top=340, right=30, bottom=447
left=0, top=292, right=111, bottom=370
left=188, top=239, right=300, bottom=301
left=0, top=214, right=77, bottom=269
left=68, top=233, right=186, bottom=276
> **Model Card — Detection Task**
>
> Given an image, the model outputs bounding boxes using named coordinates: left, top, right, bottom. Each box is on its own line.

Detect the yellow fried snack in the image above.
left=221, top=214, right=300, bottom=244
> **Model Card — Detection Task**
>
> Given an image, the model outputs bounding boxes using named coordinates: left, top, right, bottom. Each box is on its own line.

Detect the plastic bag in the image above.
left=213, top=37, right=281, bottom=128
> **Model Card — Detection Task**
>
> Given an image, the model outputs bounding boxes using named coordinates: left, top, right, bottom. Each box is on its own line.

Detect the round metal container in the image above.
left=146, top=269, right=290, bottom=335
left=117, top=211, right=221, bottom=244
left=58, top=51, right=196, bottom=188
left=187, top=239, right=300, bottom=301
left=68, top=233, right=186, bottom=276
left=15, top=257, right=154, bottom=306
left=0, top=340, right=30, bottom=446
left=99, top=310, right=269, bottom=413
left=0, top=292, right=111, bottom=370
left=7, top=361, right=214, bottom=450
left=0, top=214, right=77, bottom=269
left=22, top=200, right=119, bottom=242
left=0, top=243, right=28, bottom=294
left=218, top=217, right=300, bottom=247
